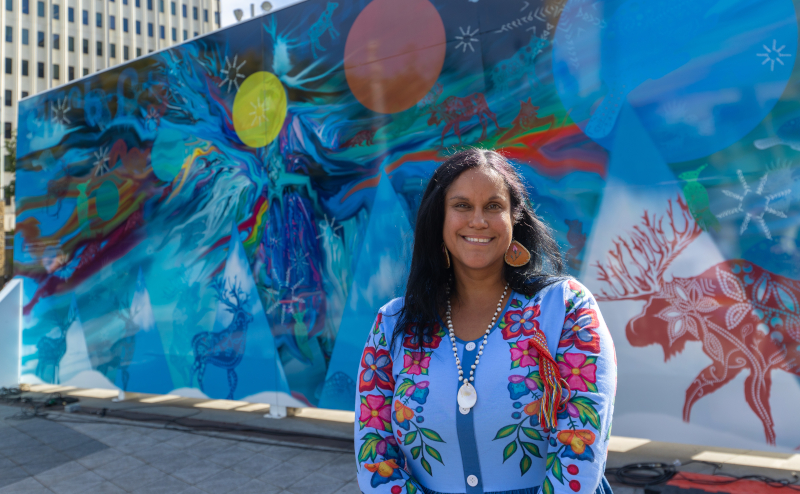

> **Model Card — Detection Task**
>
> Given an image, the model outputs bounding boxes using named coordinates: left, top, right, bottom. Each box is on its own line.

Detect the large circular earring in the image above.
left=442, top=243, right=451, bottom=269
left=504, top=239, right=531, bottom=267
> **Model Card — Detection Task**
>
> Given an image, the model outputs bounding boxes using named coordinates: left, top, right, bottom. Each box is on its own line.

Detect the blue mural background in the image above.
left=14, top=0, right=800, bottom=451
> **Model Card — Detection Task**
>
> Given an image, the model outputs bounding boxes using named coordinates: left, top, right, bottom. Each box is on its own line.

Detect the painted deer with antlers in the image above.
left=191, top=277, right=253, bottom=400
left=594, top=196, right=799, bottom=445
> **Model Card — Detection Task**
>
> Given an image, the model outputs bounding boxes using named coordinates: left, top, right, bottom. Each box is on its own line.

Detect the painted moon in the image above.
left=233, top=71, right=288, bottom=148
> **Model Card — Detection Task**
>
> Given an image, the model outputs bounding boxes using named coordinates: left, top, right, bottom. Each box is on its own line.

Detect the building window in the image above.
left=123, top=0, right=127, bottom=5
left=68, top=65, right=74, bottom=80
left=5, top=0, right=10, bottom=12
left=123, top=45, right=128, bottom=60
left=82, top=38, right=88, bottom=54
left=182, top=29, right=186, bottom=40
left=135, top=0, right=139, bottom=6
left=21, top=0, right=27, bottom=14
left=21, top=91, right=28, bottom=98
left=135, top=20, right=140, bottom=34
left=4, top=57, right=11, bottom=74
left=171, top=27, right=175, bottom=41
left=4, top=26, right=11, bottom=43
left=52, top=64, right=59, bottom=79
left=21, top=60, right=28, bottom=76
left=215, top=11, right=219, bottom=25
left=82, top=9, right=88, bottom=24
left=68, top=35, right=74, bottom=51
left=147, top=22, right=152, bottom=37
left=193, top=31, right=197, bottom=37
left=170, top=1, right=174, bottom=15
left=110, top=43, right=115, bottom=58
left=136, top=47, right=141, bottom=57
left=146, top=0, right=151, bottom=10
left=203, top=8, right=207, bottom=21
left=109, top=15, right=115, bottom=29
left=96, top=40, right=102, bottom=56
left=53, top=33, right=59, bottom=49
left=37, top=62, right=43, bottom=77
left=159, top=25, right=164, bottom=39
left=96, top=12, right=101, bottom=27
left=181, top=3, right=185, bottom=17
left=192, top=6, right=196, bottom=19
left=4, top=123, right=11, bottom=140
left=82, top=67, right=88, bottom=76
left=37, top=30, right=44, bottom=47
left=52, top=3, right=58, bottom=18
left=36, top=0, right=43, bottom=16
left=123, top=18, right=128, bottom=32
left=158, top=0, right=163, bottom=12
left=21, top=28, right=28, bottom=44
left=68, top=6, right=73, bottom=21
left=5, top=90, right=11, bottom=107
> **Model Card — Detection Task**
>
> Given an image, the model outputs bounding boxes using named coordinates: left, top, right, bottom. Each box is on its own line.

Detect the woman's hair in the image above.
left=391, top=148, right=569, bottom=351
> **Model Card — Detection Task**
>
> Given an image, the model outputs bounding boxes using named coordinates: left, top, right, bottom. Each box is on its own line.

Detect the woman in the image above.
left=354, top=149, right=616, bottom=494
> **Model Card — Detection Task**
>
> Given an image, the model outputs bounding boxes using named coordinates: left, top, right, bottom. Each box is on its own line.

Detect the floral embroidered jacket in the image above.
left=354, top=278, right=617, bottom=494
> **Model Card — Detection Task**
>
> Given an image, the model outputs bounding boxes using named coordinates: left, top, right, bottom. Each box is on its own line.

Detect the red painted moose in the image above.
left=593, top=196, right=799, bottom=445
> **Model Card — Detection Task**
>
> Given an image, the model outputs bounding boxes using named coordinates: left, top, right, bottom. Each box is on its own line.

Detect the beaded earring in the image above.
left=442, top=243, right=451, bottom=269
left=504, top=239, right=531, bottom=267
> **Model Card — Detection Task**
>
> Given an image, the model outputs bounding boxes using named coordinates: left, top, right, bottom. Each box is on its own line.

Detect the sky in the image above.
left=220, top=0, right=305, bottom=28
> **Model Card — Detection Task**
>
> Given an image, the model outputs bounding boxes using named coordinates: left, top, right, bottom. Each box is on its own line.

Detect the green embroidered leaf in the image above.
left=511, top=360, right=521, bottom=369
left=521, top=427, right=542, bottom=441
left=396, top=378, right=415, bottom=397
left=425, top=445, right=444, bottom=464
left=410, top=446, right=421, bottom=459
left=570, top=396, right=601, bottom=430
left=546, top=452, right=556, bottom=470
left=586, top=381, right=599, bottom=393
left=551, top=454, right=564, bottom=483
left=406, top=480, right=418, bottom=494
left=584, top=356, right=597, bottom=365
left=526, top=371, right=544, bottom=392
left=520, top=454, right=532, bottom=475
left=403, top=431, right=417, bottom=445
left=511, top=299, right=523, bottom=308
left=379, top=334, right=387, bottom=347
left=357, top=432, right=383, bottom=462
left=421, top=457, right=432, bottom=475
left=419, top=428, right=444, bottom=442
left=556, top=354, right=565, bottom=363
left=502, top=440, right=517, bottom=462
left=543, top=477, right=554, bottom=494
left=494, top=424, right=518, bottom=440
left=521, top=441, right=542, bottom=458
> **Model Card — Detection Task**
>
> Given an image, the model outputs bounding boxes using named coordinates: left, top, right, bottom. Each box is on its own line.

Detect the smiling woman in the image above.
left=354, top=149, right=617, bottom=494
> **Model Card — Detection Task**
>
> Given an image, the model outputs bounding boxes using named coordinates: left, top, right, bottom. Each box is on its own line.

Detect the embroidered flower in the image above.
left=501, top=304, right=540, bottom=339
left=557, top=353, right=598, bottom=393
left=560, top=308, right=601, bottom=354
left=359, top=394, right=392, bottom=431
left=403, top=323, right=445, bottom=350
left=402, top=350, right=431, bottom=375
left=392, top=401, right=415, bottom=431
left=372, top=312, right=383, bottom=334
left=557, top=429, right=596, bottom=461
left=365, top=459, right=404, bottom=487
left=397, top=378, right=430, bottom=404
left=510, top=338, right=539, bottom=368
left=523, top=399, right=541, bottom=416
left=359, top=347, right=395, bottom=392
left=507, top=371, right=541, bottom=399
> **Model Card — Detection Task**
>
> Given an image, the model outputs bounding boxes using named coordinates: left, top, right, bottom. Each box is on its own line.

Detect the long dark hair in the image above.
left=391, top=148, right=569, bottom=351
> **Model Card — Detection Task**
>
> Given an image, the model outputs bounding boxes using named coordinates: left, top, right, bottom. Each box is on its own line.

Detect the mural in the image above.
left=13, top=0, right=800, bottom=452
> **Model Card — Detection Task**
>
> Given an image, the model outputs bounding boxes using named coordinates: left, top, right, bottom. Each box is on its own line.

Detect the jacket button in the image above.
left=465, top=342, right=476, bottom=351
left=467, top=475, right=478, bottom=487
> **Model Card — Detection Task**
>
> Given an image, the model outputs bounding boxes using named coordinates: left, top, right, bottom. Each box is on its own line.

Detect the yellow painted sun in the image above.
left=232, top=71, right=287, bottom=148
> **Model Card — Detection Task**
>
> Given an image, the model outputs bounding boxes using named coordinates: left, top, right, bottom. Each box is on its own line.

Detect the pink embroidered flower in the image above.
left=509, top=338, right=539, bottom=368
left=401, top=350, right=431, bottom=375
left=557, top=352, right=598, bottom=393
left=359, top=394, right=392, bottom=431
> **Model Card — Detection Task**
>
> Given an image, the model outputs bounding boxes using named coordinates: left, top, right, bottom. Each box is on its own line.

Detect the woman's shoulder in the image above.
left=519, top=276, right=597, bottom=307
left=378, top=296, right=405, bottom=316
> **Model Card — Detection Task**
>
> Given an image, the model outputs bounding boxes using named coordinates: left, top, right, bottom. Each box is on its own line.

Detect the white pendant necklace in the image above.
left=446, top=283, right=509, bottom=414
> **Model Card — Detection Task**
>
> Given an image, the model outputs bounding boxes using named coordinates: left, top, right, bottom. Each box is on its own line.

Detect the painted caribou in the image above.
left=594, top=196, right=799, bottom=445
left=427, top=92, right=504, bottom=146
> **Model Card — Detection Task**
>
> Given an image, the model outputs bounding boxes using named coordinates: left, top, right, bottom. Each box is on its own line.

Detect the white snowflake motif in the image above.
left=455, top=25, right=480, bottom=53
left=249, top=97, right=270, bottom=126
left=92, top=146, right=112, bottom=176
left=51, top=96, right=71, bottom=126
left=757, top=39, right=791, bottom=71
left=218, top=55, right=246, bottom=93
left=717, top=169, right=792, bottom=240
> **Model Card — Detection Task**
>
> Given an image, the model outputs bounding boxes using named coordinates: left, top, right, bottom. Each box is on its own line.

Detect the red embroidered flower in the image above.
left=559, top=308, right=600, bottom=354
left=557, top=352, right=598, bottom=393
left=359, top=394, right=392, bottom=431
left=403, top=323, right=445, bottom=349
left=359, top=347, right=395, bottom=392
left=509, top=338, right=539, bottom=368
left=401, top=350, right=431, bottom=375
left=501, top=304, right=541, bottom=339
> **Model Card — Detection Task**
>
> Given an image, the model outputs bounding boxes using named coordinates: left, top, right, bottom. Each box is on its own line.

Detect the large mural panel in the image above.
left=14, top=0, right=800, bottom=452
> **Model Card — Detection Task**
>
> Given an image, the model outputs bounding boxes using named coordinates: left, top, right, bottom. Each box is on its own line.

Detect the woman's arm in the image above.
left=543, top=280, right=617, bottom=493
left=354, top=311, right=424, bottom=494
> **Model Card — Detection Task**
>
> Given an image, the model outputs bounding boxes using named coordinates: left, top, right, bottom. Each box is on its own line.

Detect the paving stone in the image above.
left=188, top=438, right=238, bottom=459
left=285, top=472, right=346, bottom=494
left=76, top=449, right=125, bottom=470
left=91, top=455, right=146, bottom=480
left=171, top=459, right=225, bottom=485
left=311, top=453, right=356, bottom=482
left=9, top=445, right=62, bottom=467
left=60, top=440, right=107, bottom=461
left=258, top=445, right=304, bottom=462
left=32, top=461, right=88, bottom=487
left=228, top=454, right=283, bottom=478
left=112, top=434, right=161, bottom=455
left=0, top=478, right=53, bottom=494
left=47, top=471, right=104, bottom=494
left=144, top=429, right=186, bottom=443
left=129, top=475, right=190, bottom=494
left=147, top=451, right=200, bottom=475
left=284, top=449, right=341, bottom=468
left=163, top=433, right=207, bottom=450
left=331, top=482, right=362, bottom=494
left=206, top=446, right=254, bottom=469
left=192, top=468, right=252, bottom=494
left=0, top=466, right=31, bottom=490
left=109, top=464, right=169, bottom=492
left=258, top=460, right=318, bottom=489
left=130, top=442, right=181, bottom=464
left=233, top=479, right=284, bottom=494
left=82, top=483, right=126, bottom=494
left=97, top=432, right=144, bottom=449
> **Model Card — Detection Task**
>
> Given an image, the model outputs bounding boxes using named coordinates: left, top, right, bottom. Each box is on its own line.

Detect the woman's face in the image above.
left=443, top=166, right=514, bottom=274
